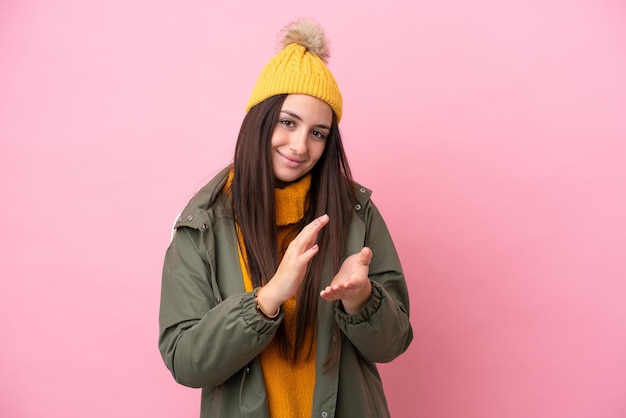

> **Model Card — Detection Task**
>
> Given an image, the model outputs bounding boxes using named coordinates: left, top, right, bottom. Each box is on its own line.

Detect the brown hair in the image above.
left=231, top=94, right=354, bottom=365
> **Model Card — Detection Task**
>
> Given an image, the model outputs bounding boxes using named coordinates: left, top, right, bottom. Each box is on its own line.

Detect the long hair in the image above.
left=231, top=94, right=354, bottom=365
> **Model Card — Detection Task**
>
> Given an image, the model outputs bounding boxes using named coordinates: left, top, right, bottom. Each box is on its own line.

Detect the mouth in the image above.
left=277, top=150, right=305, bottom=166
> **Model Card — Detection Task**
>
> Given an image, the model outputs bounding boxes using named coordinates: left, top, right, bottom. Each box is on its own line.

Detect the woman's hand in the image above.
left=320, top=247, right=373, bottom=314
left=256, top=214, right=329, bottom=316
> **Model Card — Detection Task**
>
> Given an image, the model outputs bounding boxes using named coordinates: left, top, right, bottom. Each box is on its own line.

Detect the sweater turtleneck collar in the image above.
left=224, top=169, right=311, bottom=226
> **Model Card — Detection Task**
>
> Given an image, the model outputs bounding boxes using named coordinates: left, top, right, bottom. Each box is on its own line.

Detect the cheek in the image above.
left=310, top=142, right=326, bottom=163
left=269, top=133, right=278, bottom=148
left=269, top=126, right=284, bottom=148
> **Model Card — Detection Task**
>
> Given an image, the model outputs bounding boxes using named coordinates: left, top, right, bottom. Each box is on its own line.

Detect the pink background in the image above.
left=2, top=1, right=625, bottom=417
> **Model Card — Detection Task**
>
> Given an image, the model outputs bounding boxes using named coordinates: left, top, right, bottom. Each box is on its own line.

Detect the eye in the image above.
left=280, top=119, right=295, bottom=128
left=312, top=130, right=327, bottom=140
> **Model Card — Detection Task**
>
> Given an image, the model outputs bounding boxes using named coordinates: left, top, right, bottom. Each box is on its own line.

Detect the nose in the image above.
left=288, top=130, right=308, bottom=155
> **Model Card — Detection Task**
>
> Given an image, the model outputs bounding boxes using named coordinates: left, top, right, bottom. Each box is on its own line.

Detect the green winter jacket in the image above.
left=158, top=166, right=413, bottom=418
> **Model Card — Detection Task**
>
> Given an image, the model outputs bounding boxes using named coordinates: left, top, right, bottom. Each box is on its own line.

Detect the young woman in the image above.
left=158, top=20, right=413, bottom=418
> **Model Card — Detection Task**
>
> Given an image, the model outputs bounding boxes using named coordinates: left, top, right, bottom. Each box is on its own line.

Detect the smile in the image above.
left=277, top=151, right=305, bottom=166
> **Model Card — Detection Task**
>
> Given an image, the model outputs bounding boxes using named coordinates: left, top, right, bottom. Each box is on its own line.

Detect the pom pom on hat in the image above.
left=246, top=19, right=343, bottom=121
left=279, top=20, right=330, bottom=63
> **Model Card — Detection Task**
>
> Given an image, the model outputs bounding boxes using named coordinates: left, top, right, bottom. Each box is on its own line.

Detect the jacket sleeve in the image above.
left=335, top=200, right=413, bottom=363
left=158, top=224, right=282, bottom=388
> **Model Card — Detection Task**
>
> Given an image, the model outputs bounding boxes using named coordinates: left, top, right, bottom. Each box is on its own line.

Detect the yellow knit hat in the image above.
left=245, top=20, right=343, bottom=122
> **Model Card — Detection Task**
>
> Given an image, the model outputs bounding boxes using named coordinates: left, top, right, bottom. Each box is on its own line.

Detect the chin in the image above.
left=274, top=171, right=305, bottom=186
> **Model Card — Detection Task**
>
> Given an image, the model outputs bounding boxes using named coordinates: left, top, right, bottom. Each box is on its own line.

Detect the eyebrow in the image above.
left=280, top=110, right=331, bottom=131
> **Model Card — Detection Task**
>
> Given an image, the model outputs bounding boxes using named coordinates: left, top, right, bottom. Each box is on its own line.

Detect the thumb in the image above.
left=358, top=247, right=373, bottom=265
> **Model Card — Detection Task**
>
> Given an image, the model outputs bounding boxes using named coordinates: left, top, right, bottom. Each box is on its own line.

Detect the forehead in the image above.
left=281, top=94, right=333, bottom=123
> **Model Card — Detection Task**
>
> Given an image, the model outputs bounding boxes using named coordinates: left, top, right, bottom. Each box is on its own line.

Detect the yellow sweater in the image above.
left=225, top=171, right=316, bottom=418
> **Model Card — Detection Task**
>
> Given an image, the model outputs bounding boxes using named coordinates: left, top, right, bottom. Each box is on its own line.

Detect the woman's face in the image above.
left=270, top=94, right=333, bottom=184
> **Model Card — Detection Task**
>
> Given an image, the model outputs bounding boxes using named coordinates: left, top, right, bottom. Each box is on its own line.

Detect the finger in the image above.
left=321, top=286, right=355, bottom=301
left=298, top=244, right=320, bottom=263
left=358, top=247, right=373, bottom=265
left=320, top=286, right=339, bottom=300
left=290, top=214, right=329, bottom=250
left=283, top=244, right=319, bottom=268
left=307, top=214, right=329, bottom=233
